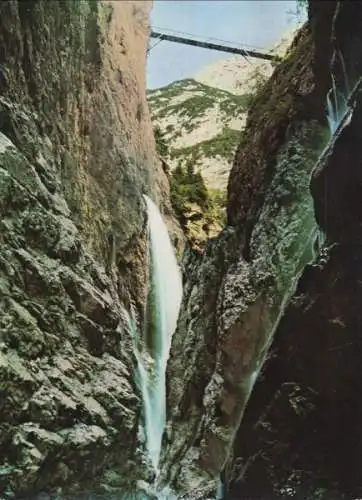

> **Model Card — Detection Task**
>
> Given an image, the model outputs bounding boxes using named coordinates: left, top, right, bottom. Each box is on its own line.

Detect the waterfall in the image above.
left=326, top=51, right=355, bottom=135
left=133, top=195, right=183, bottom=472
left=216, top=478, right=225, bottom=500
left=326, top=77, right=348, bottom=134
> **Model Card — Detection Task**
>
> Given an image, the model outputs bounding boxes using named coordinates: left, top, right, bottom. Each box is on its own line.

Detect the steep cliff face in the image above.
left=0, top=0, right=176, bottom=497
left=226, top=3, right=362, bottom=499
left=160, top=3, right=347, bottom=498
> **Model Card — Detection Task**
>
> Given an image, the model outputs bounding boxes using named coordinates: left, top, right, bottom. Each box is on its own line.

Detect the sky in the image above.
left=147, top=0, right=306, bottom=90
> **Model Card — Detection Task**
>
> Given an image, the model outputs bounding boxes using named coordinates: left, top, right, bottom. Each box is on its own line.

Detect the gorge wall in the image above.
left=227, top=3, right=362, bottom=498
left=0, top=0, right=180, bottom=497
left=160, top=2, right=362, bottom=499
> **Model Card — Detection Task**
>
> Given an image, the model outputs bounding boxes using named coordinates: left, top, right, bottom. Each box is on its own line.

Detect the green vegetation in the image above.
left=251, top=67, right=269, bottom=94
left=165, top=124, right=175, bottom=134
left=148, top=78, right=220, bottom=104
left=147, top=78, right=199, bottom=101
left=206, top=187, right=227, bottom=227
left=172, top=127, right=240, bottom=163
left=149, top=78, right=252, bottom=240
left=169, top=157, right=226, bottom=239
left=148, top=78, right=249, bottom=104
left=170, top=158, right=208, bottom=229
left=201, top=127, right=240, bottom=161
left=153, top=94, right=215, bottom=121
left=153, top=119, right=227, bottom=238
left=219, top=93, right=254, bottom=117
left=154, top=125, right=169, bottom=159
left=178, top=95, right=215, bottom=119
left=241, top=67, right=270, bottom=111
left=148, top=78, right=251, bottom=124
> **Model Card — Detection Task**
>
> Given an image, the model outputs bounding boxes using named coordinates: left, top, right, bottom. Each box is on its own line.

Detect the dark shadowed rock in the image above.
left=226, top=2, right=362, bottom=499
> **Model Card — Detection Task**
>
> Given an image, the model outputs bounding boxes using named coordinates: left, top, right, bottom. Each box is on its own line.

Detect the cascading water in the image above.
left=326, top=51, right=355, bottom=135
left=326, top=78, right=348, bottom=134
left=132, top=195, right=183, bottom=473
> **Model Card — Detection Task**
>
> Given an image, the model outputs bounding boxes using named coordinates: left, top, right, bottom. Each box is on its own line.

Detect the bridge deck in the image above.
left=150, top=30, right=280, bottom=62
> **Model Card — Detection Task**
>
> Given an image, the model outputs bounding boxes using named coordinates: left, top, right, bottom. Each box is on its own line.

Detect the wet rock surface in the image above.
left=0, top=109, right=142, bottom=498
left=0, top=0, right=179, bottom=497
left=158, top=2, right=362, bottom=498
left=214, top=3, right=362, bottom=500
left=164, top=2, right=362, bottom=500
left=160, top=19, right=330, bottom=495
left=227, top=243, right=362, bottom=499
left=227, top=75, right=362, bottom=498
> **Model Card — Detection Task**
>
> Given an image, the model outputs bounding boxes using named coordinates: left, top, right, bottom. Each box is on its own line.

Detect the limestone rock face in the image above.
left=228, top=8, right=362, bottom=492
left=193, top=29, right=296, bottom=96
left=161, top=2, right=362, bottom=498
left=159, top=4, right=343, bottom=497
left=0, top=0, right=177, bottom=496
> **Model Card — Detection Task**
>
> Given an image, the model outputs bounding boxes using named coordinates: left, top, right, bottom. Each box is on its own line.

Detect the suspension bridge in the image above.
left=149, top=27, right=280, bottom=62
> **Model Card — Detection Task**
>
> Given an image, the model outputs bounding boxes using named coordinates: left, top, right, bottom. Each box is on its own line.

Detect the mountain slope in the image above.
left=193, top=28, right=296, bottom=94
left=148, top=28, right=295, bottom=188
left=147, top=30, right=296, bottom=242
left=148, top=79, right=250, bottom=190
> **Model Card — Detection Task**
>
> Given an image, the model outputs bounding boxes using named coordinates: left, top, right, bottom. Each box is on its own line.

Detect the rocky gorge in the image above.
left=0, top=1, right=362, bottom=499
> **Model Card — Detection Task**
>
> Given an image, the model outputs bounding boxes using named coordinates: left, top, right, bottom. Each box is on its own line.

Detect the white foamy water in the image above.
left=132, top=195, right=182, bottom=472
